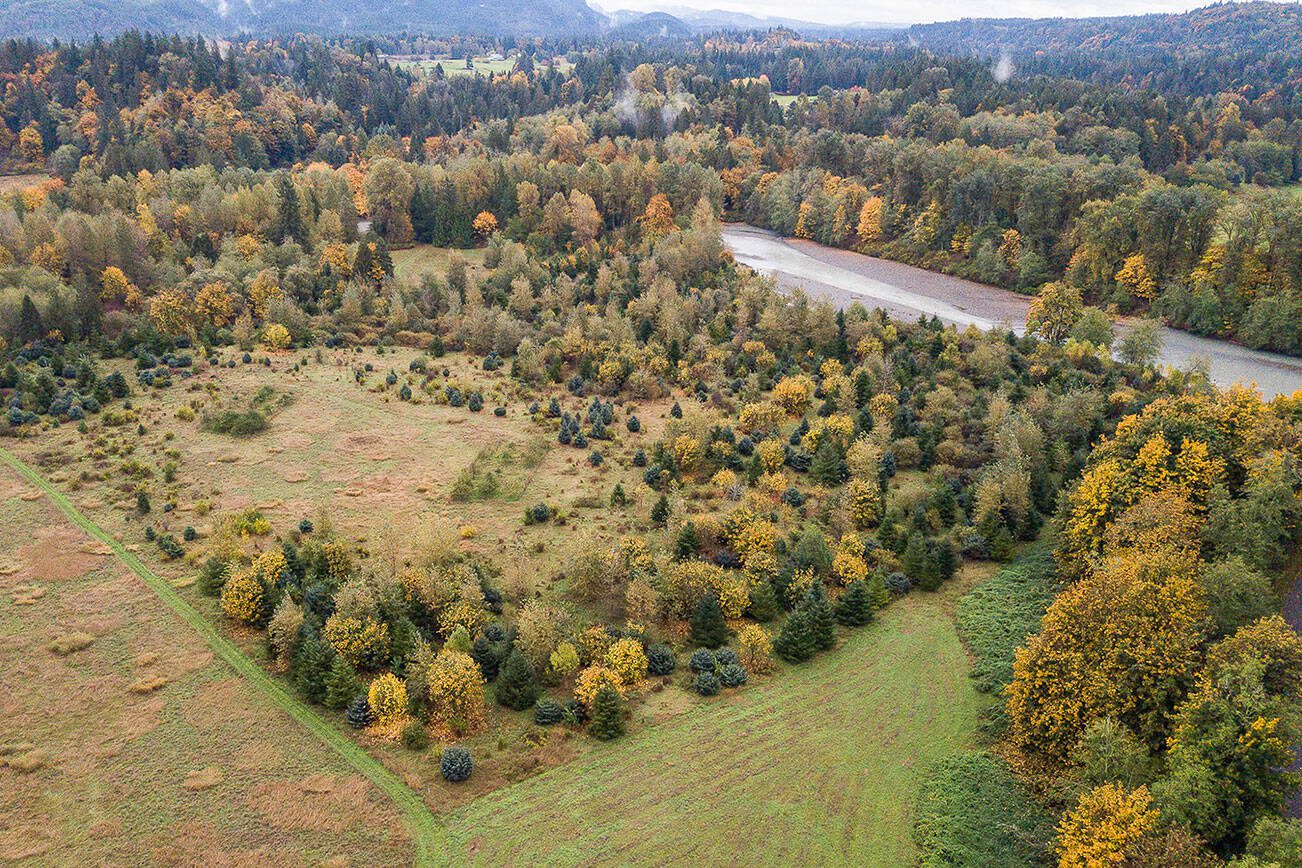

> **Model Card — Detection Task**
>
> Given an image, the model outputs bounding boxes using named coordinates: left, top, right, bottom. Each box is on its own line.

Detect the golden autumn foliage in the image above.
left=149, top=287, right=192, bottom=337
left=99, top=266, right=130, bottom=302
left=367, top=672, right=408, bottom=726
left=664, top=560, right=749, bottom=619
left=323, top=614, right=391, bottom=670
left=472, top=210, right=499, bottom=240
left=261, top=322, right=291, bottom=350
left=737, top=623, right=773, bottom=672
left=194, top=282, right=236, bottom=327
left=640, top=193, right=675, bottom=237
left=1006, top=548, right=1210, bottom=764
left=219, top=566, right=266, bottom=625
left=772, top=374, right=815, bottom=415
left=422, top=648, right=486, bottom=734
left=574, top=665, right=624, bottom=709
left=846, top=479, right=882, bottom=529
left=1057, top=784, right=1159, bottom=868
left=605, top=637, right=649, bottom=686
left=1115, top=254, right=1157, bottom=300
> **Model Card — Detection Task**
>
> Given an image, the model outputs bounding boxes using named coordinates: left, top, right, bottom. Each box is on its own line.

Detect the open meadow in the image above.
left=3, top=342, right=989, bottom=863
left=0, top=464, right=413, bottom=864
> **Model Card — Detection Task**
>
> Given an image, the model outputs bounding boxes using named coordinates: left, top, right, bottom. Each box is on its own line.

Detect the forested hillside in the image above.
left=2, top=9, right=1302, bottom=865
left=0, top=0, right=604, bottom=41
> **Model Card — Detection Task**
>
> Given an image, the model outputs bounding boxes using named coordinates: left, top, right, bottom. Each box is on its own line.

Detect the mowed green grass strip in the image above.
left=0, top=447, right=446, bottom=866
left=444, top=590, right=980, bottom=864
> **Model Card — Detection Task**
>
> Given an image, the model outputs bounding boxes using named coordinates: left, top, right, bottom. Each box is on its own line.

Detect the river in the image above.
left=723, top=223, right=1302, bottom=399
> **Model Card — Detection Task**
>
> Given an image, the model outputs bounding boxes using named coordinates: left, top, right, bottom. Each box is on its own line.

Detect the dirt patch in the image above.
left=183, top=766, right=224, bottom=791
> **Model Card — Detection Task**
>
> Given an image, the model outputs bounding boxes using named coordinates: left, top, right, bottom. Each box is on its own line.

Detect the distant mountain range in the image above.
left=602, top=6, right=906, bottom=37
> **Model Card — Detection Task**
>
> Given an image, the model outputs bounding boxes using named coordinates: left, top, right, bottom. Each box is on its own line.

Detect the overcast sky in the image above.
left=595, top=0, right=1226, bottom=25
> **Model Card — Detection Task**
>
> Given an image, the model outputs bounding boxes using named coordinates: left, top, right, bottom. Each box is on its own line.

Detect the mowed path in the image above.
left=444, top=583, right=981, bottom=864
left=0, top=446, right=447, bottom=865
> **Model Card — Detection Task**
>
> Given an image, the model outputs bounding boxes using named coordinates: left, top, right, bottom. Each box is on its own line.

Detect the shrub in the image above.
left=203, top=409, right=268, bottom=436
left=737, top=624, right=773, bottom=672
left=534, top=698, right=566, bottom=726
left=400, top=720, right=430, bottom=750
left=914, top=752, right=1054, bottom=866
left=220, top=567, right=268, bottom=626
left=646, top=643, right=677, bottom=676
left=345, top=694, right=374, bottom=728
left=714, top=647, right=739, bottom=667
left=626, top=415, right=641, bottom=433
left=156, top=533, right=184, bottom=559
left=651, top=495, right=670, bottom=526
left=689, top=648, right=717, bottom=673
left=693, top=671, right=720, bottom=696
left=718, top=663, right=748, bottom=688
left=467, top=392, right=484, bottom=412
left=136, top=491, right=151, bottom=515
left=368, top=673, right=408, bottom=726
left=573, top=665, right=623, bottom=709
left=440, top=746, right=473, bottom=782
left=605, top=637, right=648, bottom=685
left=182, top=525, right=197, bottom=542
left=885, top=571, right=913, bottom=595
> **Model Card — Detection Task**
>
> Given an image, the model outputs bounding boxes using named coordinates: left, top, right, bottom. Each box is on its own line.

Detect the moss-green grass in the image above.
left=391, top=244, right=487, bottom=282
left=440, top=575, right=984, bottom=864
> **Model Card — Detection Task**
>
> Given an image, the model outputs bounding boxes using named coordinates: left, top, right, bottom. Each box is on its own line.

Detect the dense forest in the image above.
left=2, top=7, right=1302, bottom=865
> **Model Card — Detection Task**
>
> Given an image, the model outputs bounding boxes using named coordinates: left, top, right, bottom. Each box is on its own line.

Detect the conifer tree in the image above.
left=651, top=494, right=670, bottom=527
left=674, top=521, right=699, bottom=560
left=774, top=608, right=815, bottom=662
left=495, top=647, right=540, bottom=711
left=835, top=580, right=875, bottom=627
left=588, top=683, right=625, bottom=740
left=690, top=594, right=729, bottom=648
left=810, top=439, right=847, bottom=485
left=805, top=583, right=837, bottom=650
left=323, top=654, right=361, bottom=710
left=292, top=627, right=331, bottom=704
left=746, top=579, right=780, bottom=622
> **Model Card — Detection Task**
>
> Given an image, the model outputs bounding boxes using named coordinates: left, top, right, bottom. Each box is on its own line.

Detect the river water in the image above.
left=723, top=224, right=1302, bottom=398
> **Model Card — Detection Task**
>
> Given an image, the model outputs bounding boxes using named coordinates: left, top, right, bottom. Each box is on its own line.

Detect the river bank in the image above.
left=724, top=223, right=1302, bottom=399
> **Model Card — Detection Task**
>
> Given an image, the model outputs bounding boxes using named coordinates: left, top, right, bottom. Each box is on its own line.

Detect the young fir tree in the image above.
left=774, top=608, right=816, bottom=663
left=690, top=594, right=729, bottom=649
left=835, top=580, right=875, bottom=627
left=494, top=647, right=540, bottom=711
left=651, top=494, right=670, bottom=527
left=746, top=579, right=780, bottom=622
left=588, top=683, right=625, bottom=740
left=805, top=583, right=837, bottom=650
left=809, top=439, right=847, bottom=486
left=471, top=634, right=500, bottom=681
left=323, top=654, right=362, bottom=710
left=674, top=521, right=700, bottom=560
left=292, top=627, right=331, bottom=704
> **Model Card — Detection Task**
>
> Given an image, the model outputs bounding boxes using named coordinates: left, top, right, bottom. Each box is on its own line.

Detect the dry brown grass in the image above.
left=0, top=472, right=413, bottom=864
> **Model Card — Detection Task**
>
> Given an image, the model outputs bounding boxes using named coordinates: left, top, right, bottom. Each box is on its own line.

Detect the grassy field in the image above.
left=4, top=343, right=992, bottom=862
left=0, top=172, right=50, bottom=194
left=773, top=93, right=803, bottom=108
left=391, top=244, right=487, bottom=283
left=0, top=462, right=415, bottom=863
left=388, top=56, right=573, bottom=79
left=440, top=564, right=990, bottom=864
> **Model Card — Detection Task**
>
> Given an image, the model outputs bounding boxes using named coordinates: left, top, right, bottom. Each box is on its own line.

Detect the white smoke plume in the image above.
left=991, top=50, right=1015, bottom=84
